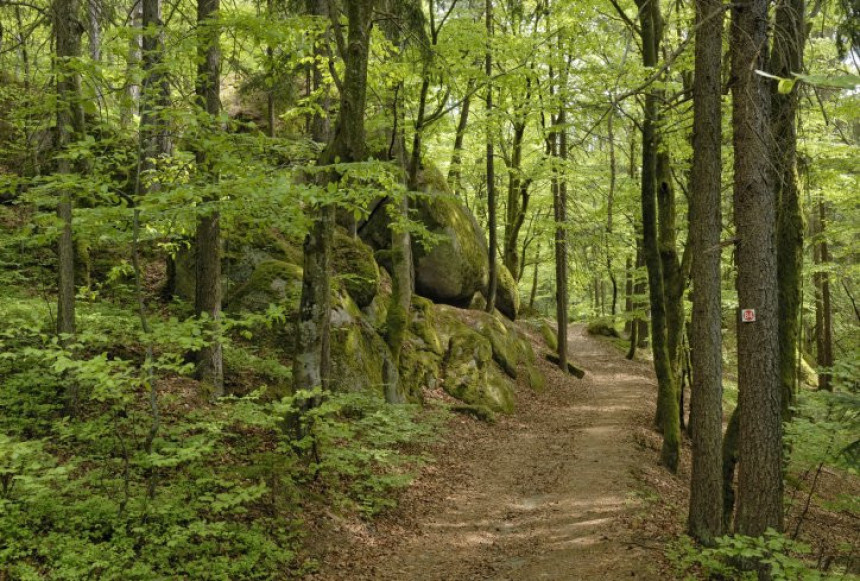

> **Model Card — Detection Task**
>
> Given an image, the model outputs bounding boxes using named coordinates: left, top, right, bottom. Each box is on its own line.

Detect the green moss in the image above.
left=587, top=319, right=621, bottom=338
left=228, top=260, right=303, bottom=313
left=494, top=263, right=520, bottom=320
left=525, top=364, right=546, bottom=392
left=442, top=330, right=515, bottom=414
left=412, top=194, right=489, bottom=306
left=449, top=404, right=496, bottom=423
left=540, top=319, right=558, bottom=351
left=332, top=228, right=380, bottom=308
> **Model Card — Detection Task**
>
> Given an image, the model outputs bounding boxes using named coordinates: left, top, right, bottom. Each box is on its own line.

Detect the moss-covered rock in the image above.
left=436, top=310, right=516, bottom=414
left=332, top=228, right=380, bottom=309
left=329, top=293, right=393, bottom=397
left=411, top=194, right=489, bottom=307
left=409, top=296, right=445, bottom=356
left=587, top=319, right=621, bottom=338
left=540, top=319, right=558, bottom=351
left=228, top=260, right=303, bottom=313
left=493, top=263, right=520, bottom=321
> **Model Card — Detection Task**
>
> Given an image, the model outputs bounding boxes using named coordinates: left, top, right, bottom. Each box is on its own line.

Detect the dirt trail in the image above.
left=310, top=324, right=664, bottom=580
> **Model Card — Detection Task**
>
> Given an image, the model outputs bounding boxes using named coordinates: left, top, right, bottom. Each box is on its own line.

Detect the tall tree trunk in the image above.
left=635, top=0, right=680, bottom=472
left=731, top=0, right=783, bottom=536
left=294, top=0, right=375, bottom=397
left=529, top=243, right=541, bottom=310
left=140, top=0, right=170, bottom=184
left=502, top=78, right=532, bottom=280
left=814, top=200, right=833, bottom=391
left=54, top=0, right=85, bottom=415
left=606, top=112, right=618, bottom=318
left=447, top=79, right=474, bottom=195
left=123, top=1, right=142, bottom=127
left=687, top=0, right=724, bottom=545
left=87, top=0, right=100, bottom=61
left=624, top=256, right=633, bottom=335
left=771, top=0, right=806, bottom=414
left=553, top=71, right=569, bottom=372
left=484, top=0, right=498, bottom=313
left=194, top=0, right=224, bottom=398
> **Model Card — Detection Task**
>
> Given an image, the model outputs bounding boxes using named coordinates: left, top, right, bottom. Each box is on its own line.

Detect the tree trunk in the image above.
left=448, top=79, right=474, bottom=195
left=636, top=0, right=679, bottom=472
left=624, top=256, right=633, bottom=335
left=294, top=0, right=375, bottom=397
left=529, top=243, right=541, bottom=310
left=553, top=76, right=569, bottom=372
left=771, top=0, right=806, bottom=416
left=484, top=0, right=497, bottom=313
left=814, top=200, right=833, bottom=391
left=731, top=0, right=783, bottom=536
left=687, top=0, right=724, bottom=544
left=194, top=0, right=224, bottom=398
left=54, top=0, right=85, bottom=415
left=502, top=78, right=532, bottom=280
left=123, top=1, right=142, bottom=127
left=140, top=0, right=170, bottom=185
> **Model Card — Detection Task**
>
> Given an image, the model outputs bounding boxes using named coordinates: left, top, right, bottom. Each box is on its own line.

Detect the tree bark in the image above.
left=731, top=0, right=783, bottom=535
left=687, top=0, right=724, bottom=544
left=484, top=0, right=498, bottom=313
left=447, top=79, right=474, bottom=196
left=194, top=0, right=224, bottom=398
left=553, top=66, right=569, bottom=373
left=814, top=200, right=833, bottom=391
left=54, top=0, right=85, bottom=415
left=635, top=0, right=680, bottom=472
left=294, top=0, right=375, bottom=397
left=771, top=0, right=806, bottom=412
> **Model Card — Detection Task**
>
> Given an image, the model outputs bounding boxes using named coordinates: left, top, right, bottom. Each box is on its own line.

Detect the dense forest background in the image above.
left=0, top=0, right=858, bottom=577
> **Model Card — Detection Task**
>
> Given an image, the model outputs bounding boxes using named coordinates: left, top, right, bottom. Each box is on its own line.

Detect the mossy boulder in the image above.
left=411, top=194, right=490, bottom=307
left=491, top=263, right=520, bottom=321
left=442, top=331, right=514, bottom=414
left=587, top=319, right=621, bottom=338
left=358, top=177, right=489, bottom=309
left=540, top=319, right=558, bottom=351
left=228, top=260, right=303, bottom=313
left=332, top=228, right=380, bottom=309
left=329, top=293, right=394, bottom=397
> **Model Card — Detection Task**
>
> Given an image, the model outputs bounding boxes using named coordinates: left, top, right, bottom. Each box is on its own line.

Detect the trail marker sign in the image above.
left=741, top=309, right=756, bottom=323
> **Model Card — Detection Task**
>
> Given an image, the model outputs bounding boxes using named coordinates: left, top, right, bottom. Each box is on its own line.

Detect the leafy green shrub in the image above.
left=667, top=530, right=842, bottom=580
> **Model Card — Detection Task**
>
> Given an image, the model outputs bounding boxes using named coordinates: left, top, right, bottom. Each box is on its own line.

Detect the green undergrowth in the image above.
left=668, top=530, right=847, bottom=580
left=0, top=290, right=446, bottom=580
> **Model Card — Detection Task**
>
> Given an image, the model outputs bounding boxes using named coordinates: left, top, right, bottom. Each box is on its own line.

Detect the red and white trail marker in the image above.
left=741, top=309, right=756, bottom=323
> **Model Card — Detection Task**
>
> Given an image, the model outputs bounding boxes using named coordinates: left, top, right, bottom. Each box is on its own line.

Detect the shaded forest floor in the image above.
left=306, top=324, right=669, bottom=580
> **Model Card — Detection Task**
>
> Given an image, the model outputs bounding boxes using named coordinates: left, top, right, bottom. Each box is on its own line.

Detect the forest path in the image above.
left=309, top=324, right=663, bottom=580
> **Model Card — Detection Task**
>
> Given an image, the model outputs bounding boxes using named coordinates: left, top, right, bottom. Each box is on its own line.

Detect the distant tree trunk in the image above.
left=687, top=0, right=724, bottom=545
left=731, top=0, right=783, bottom=536
left=657, top=152, right=685, bottom=379
left=606, top=111, right=618, bottom=318
left=635, top=237, right=650, bottom=347
left=123, top=1, right=142, bottom=127
left=553, top=77, right=569, bottom=372
left=87, top=0, right=100, bottom=62
left=502, top=79, right=532, bottom=280
left=624, top=256, right=633, bottom=335
left=484, top=0, right=497, bottom=313
left=294, top=0, right=375, bottom=396
left=447, top=79, right=474, bottom=195
left=140, top=0, right=170, bottom=183
left=771, top=0, right=806, bottom=416
left=635, top=0, right=679, bottom=472
left=266, top=0, right=276, bottom=137
left=814, top=200, right=833, bottom=391
left=54, top=0, right=85, bottom=415
left=194, top=0, right=224, bottom=398
left=529, top=243, right=541, bottom=310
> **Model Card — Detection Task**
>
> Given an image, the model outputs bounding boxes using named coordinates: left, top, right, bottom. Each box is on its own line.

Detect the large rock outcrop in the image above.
left=358, top=168, right=489, bottom=309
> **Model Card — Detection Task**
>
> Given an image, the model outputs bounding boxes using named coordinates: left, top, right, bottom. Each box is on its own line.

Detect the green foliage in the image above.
left=668, top=531, right=843, bottom=580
